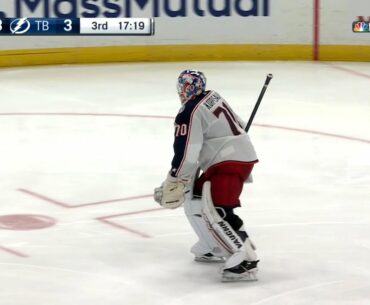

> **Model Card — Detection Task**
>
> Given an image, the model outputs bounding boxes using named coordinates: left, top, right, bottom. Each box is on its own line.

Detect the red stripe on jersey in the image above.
left=222, top=102, right=244, bottom=130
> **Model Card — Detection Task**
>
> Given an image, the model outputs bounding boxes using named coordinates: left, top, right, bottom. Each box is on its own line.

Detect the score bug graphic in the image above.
left=0, top=18, right=80, bottom=36
left=0, top=18, right=154, bottom=36
left=119, top=20, right=146, bottom=31
left=10, top=17, right=31, bottom=34
left=80, top=18, right=154, bottom=35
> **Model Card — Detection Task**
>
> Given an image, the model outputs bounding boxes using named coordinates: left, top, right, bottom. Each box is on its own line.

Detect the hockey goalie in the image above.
left=154, top=70, right=259, bottom=282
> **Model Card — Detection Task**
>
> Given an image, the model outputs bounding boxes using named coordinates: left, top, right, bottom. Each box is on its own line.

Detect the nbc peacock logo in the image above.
left=353, top=21, right=369, bottom=33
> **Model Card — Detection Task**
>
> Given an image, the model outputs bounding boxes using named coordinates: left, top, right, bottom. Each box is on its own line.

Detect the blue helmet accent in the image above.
left=177, top=70, right=207, bottom=103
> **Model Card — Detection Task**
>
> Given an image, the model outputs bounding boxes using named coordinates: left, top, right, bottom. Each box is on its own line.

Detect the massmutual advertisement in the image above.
left=0, top=0, right=270, bottom=18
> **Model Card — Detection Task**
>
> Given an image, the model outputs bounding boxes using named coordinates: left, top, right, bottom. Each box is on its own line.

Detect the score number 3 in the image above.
left=64, top=19, right=72, bottom=32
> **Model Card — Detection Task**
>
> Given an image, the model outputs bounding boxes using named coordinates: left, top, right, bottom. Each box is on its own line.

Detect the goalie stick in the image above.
left=245, top=73, right=273, bottom=132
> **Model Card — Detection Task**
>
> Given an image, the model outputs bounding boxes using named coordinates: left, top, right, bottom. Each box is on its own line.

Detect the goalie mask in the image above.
left=177, top=70, right=207, bottom=104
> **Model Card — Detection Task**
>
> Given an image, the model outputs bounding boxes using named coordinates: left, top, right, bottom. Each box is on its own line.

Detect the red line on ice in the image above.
left=256, top=124, right=370, bottom=145
left=0, top=245, right=28, bottom=258
left=96, top=208, right=163, bottom=238
left=18, top=187, right=159, bottom=238
left=18, top=188, right=152, bottom=208
left=97, top=218, right=152, bottom=238
left=0, top=112, right=369, bottom=144
left=325, top=63, right=370, bottom=80
left=0, top=112, right=174, bottom=119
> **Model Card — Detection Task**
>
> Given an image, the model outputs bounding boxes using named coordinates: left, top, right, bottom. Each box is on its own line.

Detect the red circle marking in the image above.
left=0, top=214, right=56, bottom=230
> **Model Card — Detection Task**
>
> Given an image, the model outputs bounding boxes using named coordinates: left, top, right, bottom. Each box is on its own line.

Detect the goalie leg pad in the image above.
left=216, top=207, right=248, bottom=240
left=201, top=181, right=258, bottom=269
left=216, top=208, right=256, bottom=249
left=183, top=199, right=228, bottom=259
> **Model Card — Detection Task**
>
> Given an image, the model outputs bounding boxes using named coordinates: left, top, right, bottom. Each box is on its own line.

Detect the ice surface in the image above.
left=0, top=61, right=369, bottom=305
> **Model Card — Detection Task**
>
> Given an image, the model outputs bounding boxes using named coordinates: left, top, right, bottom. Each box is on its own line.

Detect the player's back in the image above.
left=197, top=90, right=258, bottom=170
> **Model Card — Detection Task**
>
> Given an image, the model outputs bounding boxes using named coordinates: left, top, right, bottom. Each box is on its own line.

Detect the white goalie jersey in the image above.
left=170, top=90, right=258, bottom=182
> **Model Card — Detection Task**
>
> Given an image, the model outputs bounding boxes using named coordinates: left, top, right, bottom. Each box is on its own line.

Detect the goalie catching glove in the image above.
left=154, top=175, right=188, bottom=209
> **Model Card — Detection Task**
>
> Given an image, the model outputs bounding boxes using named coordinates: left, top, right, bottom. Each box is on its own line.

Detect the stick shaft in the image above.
left=245, top=74, right=273, bottom=132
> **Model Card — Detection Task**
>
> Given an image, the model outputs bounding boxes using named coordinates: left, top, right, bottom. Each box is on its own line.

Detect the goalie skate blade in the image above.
left=194, top=256, right=225, bottom=263
left=221, top=271, right=258, bottom=282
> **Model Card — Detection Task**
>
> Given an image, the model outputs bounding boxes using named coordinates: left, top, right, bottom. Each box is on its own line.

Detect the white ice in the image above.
left=0, top=61, right=370, bottom=305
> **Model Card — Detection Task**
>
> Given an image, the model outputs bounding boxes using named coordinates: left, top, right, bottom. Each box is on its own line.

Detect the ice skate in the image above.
left=221, top=260, right=259, bottom=282
left=189, top=238, right=227, bottom=263
left=194, top=252, right=225, bottom=263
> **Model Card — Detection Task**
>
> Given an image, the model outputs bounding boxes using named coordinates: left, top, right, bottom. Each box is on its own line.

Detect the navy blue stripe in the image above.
left=170, top=91, right=209, bottom=177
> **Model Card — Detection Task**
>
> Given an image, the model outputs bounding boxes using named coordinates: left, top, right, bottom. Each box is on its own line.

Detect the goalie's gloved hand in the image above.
left=154, top=184, right=164, bottom=204
left=154, top=175, right=188, bottom=209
